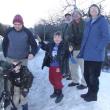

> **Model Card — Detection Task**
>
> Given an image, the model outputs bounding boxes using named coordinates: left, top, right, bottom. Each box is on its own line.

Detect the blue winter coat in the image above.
left=78, top=15, right=110, bottom=61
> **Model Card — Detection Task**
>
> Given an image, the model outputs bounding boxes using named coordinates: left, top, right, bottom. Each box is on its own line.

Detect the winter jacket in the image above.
left=61, top=22, right=71, bottom=43
left=2, top=27, right=38, bottom=59
left=78, top=15, right=110, bottom=61
left=8, top=66, right=34, bottom=89
left=40, top=41, right=69, bottom=73
left=0, top=60, right=33, bottom=97
left=69, top=19, right=85, bottom=50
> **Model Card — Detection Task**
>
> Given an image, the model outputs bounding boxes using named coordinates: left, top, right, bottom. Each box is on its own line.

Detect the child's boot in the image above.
left=22, top=103, right=28, bottom=110
left=55, top=89, right=64, bottom=103
left=50, top=88, right=57, bottom=98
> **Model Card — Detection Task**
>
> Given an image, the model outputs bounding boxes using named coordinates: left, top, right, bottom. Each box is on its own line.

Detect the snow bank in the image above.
left=28, top=50, right=110, bottom=110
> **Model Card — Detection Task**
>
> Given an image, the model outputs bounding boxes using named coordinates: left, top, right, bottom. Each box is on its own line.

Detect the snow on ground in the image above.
left=28, top=50, right=110, bottom=110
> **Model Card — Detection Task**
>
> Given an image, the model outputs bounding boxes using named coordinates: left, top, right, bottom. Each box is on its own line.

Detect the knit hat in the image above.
left=13, top=14, right=24, bottom=24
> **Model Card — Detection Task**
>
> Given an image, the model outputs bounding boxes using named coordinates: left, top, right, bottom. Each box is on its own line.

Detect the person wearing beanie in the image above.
left=13, top=14, right=24, bottom=25
left=2, top=14, right=38, bottom=61
left=2, top=14, right=38, bottom=110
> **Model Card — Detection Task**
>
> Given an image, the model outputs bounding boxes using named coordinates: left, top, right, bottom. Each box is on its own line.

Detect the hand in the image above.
left=28, top=54, right=34, bottom=60
left=44, top=41, right=48, bottom=44
left=12, top=61, right=21, bottom=73
left=37, top=36, right=42, bottom=42
left=69, top=46, right=73, bottom=52
left=56, top=68, right=60, bottom=73
left=77, top=52, right=83, bottom=58
left=21, top=88, right=29, bottom=97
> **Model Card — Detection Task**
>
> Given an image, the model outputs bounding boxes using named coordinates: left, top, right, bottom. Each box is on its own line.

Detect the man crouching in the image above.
left=7, top=61, right=33, bottom=110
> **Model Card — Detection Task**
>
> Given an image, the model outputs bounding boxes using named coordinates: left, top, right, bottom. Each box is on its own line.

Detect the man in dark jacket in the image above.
left=61, top=13, right=72, bottom=79
left=61, top=13, right=72, bottom=42
left=2, top=14, right=37, bottom=110
left=68, top=11, right=87, bottom=89
left=2, top=14, right=38, bottom=65
left=9, top=61, right=33, bottom=110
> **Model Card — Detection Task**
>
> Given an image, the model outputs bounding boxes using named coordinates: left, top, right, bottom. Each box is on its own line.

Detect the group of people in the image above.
left=38, top=3, right=110, bottom=104
left=63, top=4, right=110, bottom=102
left=1, top=3, right=110, bottom=110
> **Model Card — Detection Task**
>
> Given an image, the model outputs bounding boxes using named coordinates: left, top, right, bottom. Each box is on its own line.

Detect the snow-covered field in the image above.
left=28, top=50, right=110, bottom=110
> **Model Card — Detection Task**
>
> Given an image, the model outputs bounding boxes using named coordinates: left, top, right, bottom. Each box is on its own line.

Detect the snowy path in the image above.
left=28, top=50, right=110, bottom=110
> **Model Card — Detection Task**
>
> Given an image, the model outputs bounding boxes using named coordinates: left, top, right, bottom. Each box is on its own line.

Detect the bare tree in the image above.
left=62, top=0, right=76, bottom=12
left=62, top=0, right=106, bottom=17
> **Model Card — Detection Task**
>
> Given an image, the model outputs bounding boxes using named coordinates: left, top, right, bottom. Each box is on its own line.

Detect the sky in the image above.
left=76, top=0, right=110, bottom=14
left=0, top=0, right=62, bottom=27
left=0, top=0, right=109, bottom=27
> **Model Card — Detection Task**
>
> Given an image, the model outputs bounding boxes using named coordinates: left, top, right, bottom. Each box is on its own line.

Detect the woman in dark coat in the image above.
left=78, top=4, right=110, bottom=102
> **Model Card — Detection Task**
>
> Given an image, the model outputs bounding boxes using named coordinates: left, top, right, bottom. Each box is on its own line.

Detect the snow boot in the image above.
left=84, top=93, right=97, bottom=102
left=22, top=103, right=28, bottom=110
left=80, top=89, right=91, bottom=98
left=50, top=88, right=57, bottom=98
left=77, top=85, right=87, bottom=90
left=11, top=108, right=17, bottom=110
left=81, top=93, right=89, bottom=99
left=55, top=90, right=64, bottom=103
left=68, top=82, right=79, bottom=87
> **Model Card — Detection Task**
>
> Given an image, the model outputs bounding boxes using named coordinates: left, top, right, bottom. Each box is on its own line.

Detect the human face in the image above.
left=65, top=15, right=72, bottom=22
left=72, top=12, right=81, bottom=20
left=53, top=35, right=62, bottom=44
left=89, top=6, right=99, bottom=18
left=13, top=22, right=23, bottom=31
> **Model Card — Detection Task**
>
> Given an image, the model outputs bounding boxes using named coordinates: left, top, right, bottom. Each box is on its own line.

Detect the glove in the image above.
left=77, top=52, right=83, bottom=58
left=69, top=55, right=77, bottom=64
left=69, top=45, right=73, bottom=52
left=21, top=88, right=29, bottom=97
left=37, top=36, right=42, bottom=42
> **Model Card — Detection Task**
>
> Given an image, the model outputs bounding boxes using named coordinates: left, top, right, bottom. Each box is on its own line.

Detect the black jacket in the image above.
left=40, top=41, right=69, bottom=73
left=8, top=66, right=34, bottom=89
left=69, top=19, right=85, bottom=50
